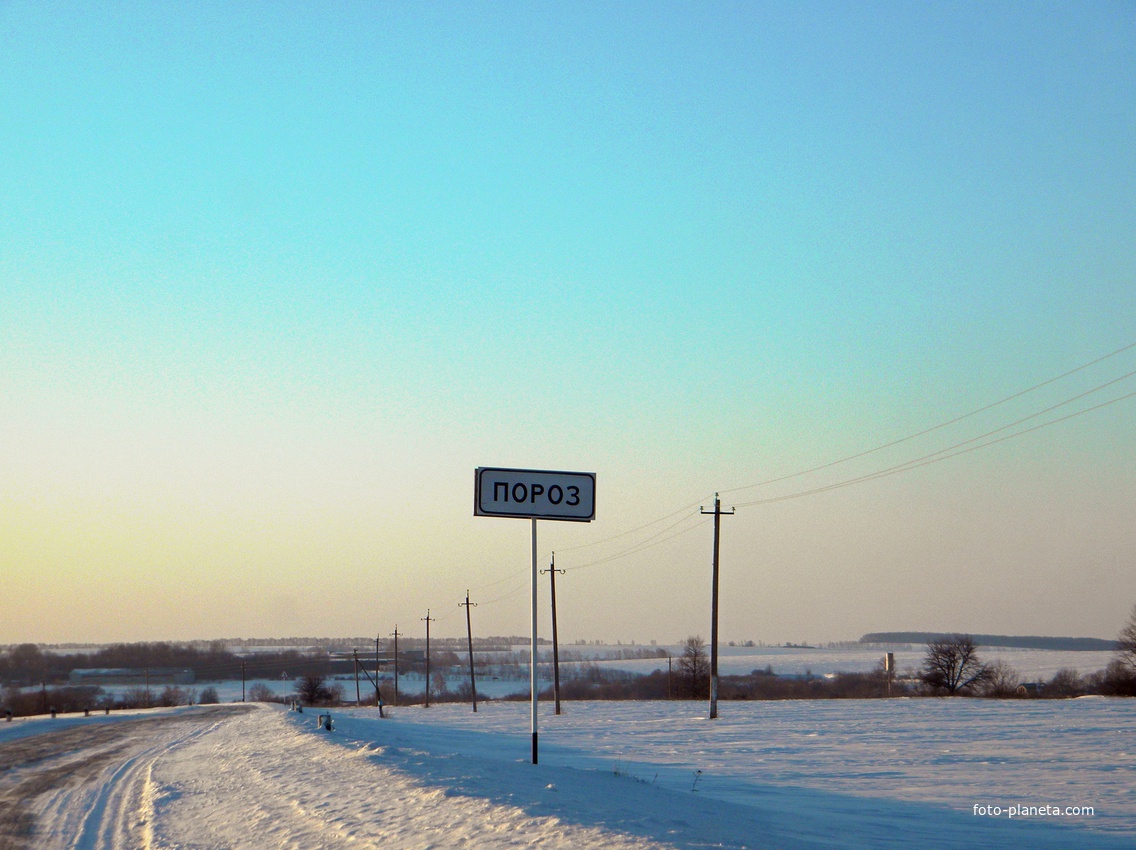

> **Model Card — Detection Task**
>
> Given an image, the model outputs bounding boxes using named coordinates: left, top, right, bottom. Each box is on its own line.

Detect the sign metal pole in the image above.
left=531, top=517, right=539, bottom=764
left=473, top=467, right=595, bottom=766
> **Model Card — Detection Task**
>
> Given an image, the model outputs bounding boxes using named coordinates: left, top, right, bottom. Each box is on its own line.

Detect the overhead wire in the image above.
left=720, top=339, right=1136, bottom=498
left=552, top=497, right=712, bottom=554
left=563, top=511, right=711, bottom=573
left=472, top=509, right=710, bottom=607
left=735, top=387, right=1136, bottom=508
left=468, top=501, right=712, bottom=606
left=420, top=340, right=1136, bottom=620
left=552, top=341, right=1136, bottom=570
left=481, top=579, right=531, bottom=607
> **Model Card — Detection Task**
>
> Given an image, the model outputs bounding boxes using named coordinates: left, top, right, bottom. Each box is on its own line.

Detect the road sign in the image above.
left=474, top=467, right=596, bottom=522
left=473, top=465, right=596, bottom=765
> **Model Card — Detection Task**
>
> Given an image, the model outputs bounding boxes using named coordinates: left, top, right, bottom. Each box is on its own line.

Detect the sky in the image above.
left=2, top=1, right=1134, bottom=647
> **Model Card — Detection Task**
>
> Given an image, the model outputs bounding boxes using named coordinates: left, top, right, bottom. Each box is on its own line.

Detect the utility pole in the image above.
left=541, top=552, right=565, bottom=715
left=701, top=493, right=734, bottom=720
left=459, top=591, right=478, bottom=712
left=374, top=633, right=381, bottom=706
left=390, top=626, right=400, bottom=706
left=353, top=649, right=361, bottom=705
left=421, top=610, right=435, bottom=708
left=241, top=660, right=246, bottom=703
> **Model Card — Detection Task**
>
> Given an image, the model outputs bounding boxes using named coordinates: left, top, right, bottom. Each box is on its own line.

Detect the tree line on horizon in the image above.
left=858, top=632, right=1117, bottom=651
left=4, top=607, right=1136, bottom=715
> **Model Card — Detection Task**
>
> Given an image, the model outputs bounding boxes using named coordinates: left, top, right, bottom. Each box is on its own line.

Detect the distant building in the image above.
left=68, top=668, right=195, bottom=686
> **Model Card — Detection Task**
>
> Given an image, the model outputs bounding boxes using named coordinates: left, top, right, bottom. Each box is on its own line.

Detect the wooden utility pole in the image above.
left=390, top=626, right=400, bottom=706
left=374, top=633, right=381, bottom=706
left=541, top=552, right=566, bottom=715
left=421, top=610, right=435, bottom=707
left=701, top=493, right=734, bottom=720
left=459, top=591, right=478, bottom=712
left=353, top=649, right=361, bottom=705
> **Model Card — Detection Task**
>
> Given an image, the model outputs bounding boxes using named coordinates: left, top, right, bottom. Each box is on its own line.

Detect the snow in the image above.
left=2, top=697, right=1132, bottom=848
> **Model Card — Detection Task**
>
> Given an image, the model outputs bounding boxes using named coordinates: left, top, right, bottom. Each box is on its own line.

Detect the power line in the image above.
left=470, top=512, right=709, bottom=600
left=455, top=341, right=1135, bottom=614
left=720, top=340, right=1136, bottom=499
left=470, top=508, right=708, bottom=591
left=479, top=579, right=530, bottom=607
left=733, top=369, right=1136, bottom=506
left=735, top=388, right=1136, bottom=508
left=563, top=512, right=710, bottom=573
left=553, top=497, right=711, bottom=554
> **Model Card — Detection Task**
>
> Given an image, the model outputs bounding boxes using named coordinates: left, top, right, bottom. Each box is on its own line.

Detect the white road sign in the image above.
left=474, top=467, right=596, bottom=522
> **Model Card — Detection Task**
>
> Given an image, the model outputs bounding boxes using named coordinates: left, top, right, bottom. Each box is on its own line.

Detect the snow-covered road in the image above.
left=2, top=705, right=662, bottom=849
left=1, top=706, right=252, bottom=849
left=2, top=699, right=1132, bottom=849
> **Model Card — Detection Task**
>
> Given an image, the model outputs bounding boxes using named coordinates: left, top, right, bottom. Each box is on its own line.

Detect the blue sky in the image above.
left=2, top=2, right=1134, bottom=645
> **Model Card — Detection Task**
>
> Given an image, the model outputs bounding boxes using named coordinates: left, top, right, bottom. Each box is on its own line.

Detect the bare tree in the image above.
left=920, top=635, right=991, bottom=695
left=119, top=686, right=151, bottom=709
left=296, top=675, right=335, bottom=706
left=246, top=683, right=276, bottom=702
left=980, top=660, right=1022, bottom=698
left=198, top=686, right=221, bottom=704
left=675, top=636, right=710, bottom=699
left=1045, top=668, right=1085, bottom=698
left=157, top=685, right=194, bottom=707
left=1116, top=603, right=1136, bottom=673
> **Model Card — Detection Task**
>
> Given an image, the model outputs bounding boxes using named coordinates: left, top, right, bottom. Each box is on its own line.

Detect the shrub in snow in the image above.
left=199, top=686, right=220, bottom=704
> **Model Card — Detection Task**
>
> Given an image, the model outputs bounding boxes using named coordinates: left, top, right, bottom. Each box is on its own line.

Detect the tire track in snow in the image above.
left=71, top=714, right=233, bottom=850
left=141, top=705, right=664, bottom=848
left=0, top=705, right=253, bottom=850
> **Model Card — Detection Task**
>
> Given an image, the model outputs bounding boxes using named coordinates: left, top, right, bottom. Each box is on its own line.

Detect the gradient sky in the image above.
left=2, top=2, right=1134, bottom=646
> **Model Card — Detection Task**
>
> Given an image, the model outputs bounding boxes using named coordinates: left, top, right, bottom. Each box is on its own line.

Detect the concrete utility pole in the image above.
left=353, top=650, right=361, bottom=705
left=390, top=626, right=400, bottom=706
left=379, top=636, right=388, bottom=709
left=701, top=493, right=734, bottom=720
left=460, top=591, right=478, bottom=712
left=541, top=552, right=566, bottom=715
left=421, top=610, right=435, bottom=708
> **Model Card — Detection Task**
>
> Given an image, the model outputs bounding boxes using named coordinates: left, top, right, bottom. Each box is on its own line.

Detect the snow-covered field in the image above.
left=1, top=696, right=1131, bottom=848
